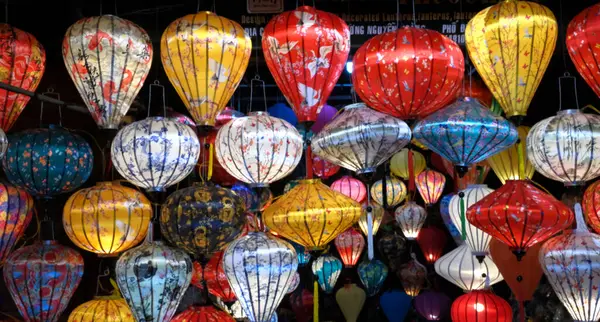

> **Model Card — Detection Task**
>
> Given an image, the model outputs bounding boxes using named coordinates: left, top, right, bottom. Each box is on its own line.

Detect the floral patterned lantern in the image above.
left=390, top=149, right=426, bottom=180
left=330, top=175, right=366, bottom=203
left=336, top=284, right=366, bottom=322
left=290, top=241, right=311, bottom=267
left=334, top=227, right=365, bottom=268
left=567, top=3, right=600, bottom=99
left=191, top=261, right=203, bottom=290
left=311, top=103, right=411, bottom=175
left=312, top=154, right=340, bottom=179
left=451, top=290, right=513, bottom=322
left=262, top=6, right=349, bottom=123
left=231, top=182, right=273, bottom=213
left=63, top=16, right=152, bottom=129
left=395, top=201, right=427, bottom=240
left=417, top=226, right=448, bottom=264
left=312, top=254, right=342, bottom=293
left=416, top=169, right=446, bottom=206
left=434, top=244, right=503, bottom=291
left=352, top=27, right=464, bottom=120
left=287, top=272, right=300, bottom=294
left=440, top=193, right=463, bottom=246
left=68, top=299, right=134, bottom=322
left=398, top=255, right=427, bottom=297
left=358, top=203, right=384, bottom=237
left=358, top=259, right=388, bottom=297
left=0, top=182, right=33, bottom=263
left=487, top=126, right=535, bottom=184
left=583, top=180, right=600, bottom=234
left=205, top=251, right=236, bottom=303
left=171, top=306, right=235, bottom=322
left=414, top=291, right=451, bottom=321
left=371, top=176, right=407, bottom=208
left=4, top=241, right=84, bottom=322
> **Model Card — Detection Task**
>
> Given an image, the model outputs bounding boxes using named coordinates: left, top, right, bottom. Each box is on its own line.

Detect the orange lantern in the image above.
left=205, top=251, right=236, bottom=303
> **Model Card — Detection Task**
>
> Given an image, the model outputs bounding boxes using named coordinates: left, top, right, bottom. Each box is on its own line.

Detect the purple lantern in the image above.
left=311, top=104, right=338, bottom=134
left=414, top=290, right=451, bottom=321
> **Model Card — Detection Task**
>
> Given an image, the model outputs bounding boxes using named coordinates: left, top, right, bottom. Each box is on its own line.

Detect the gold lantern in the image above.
left=68, top=299, right=134, bottom=322
left=371, top=177, right=407, bottom=208
left=487, top=126, right=535, bottom=184
left=390, top=149, right=426, bottom=180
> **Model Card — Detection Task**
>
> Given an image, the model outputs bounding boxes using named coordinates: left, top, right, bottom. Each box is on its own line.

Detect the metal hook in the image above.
left=558, top=73, right=579, bottom=111
left=147, top=80, right=167, bottom=117
left=249, top=75, right=267, bottom=112
left=40, top=88, right=63, bottom=127
left=95, top=264, right=111, bottom=296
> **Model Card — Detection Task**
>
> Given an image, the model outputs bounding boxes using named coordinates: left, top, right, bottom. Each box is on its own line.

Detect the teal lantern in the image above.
left=358, top=259, right=388, bottom=296
left=312, top=254, right=342, bottom=294
left=290, top=241, right=311, bottom=267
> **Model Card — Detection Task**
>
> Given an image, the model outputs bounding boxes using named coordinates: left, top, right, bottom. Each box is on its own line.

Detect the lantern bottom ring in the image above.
left=356, top=167, right=376, bottom=175
left=511, top=248, right=526, bottom=261
left=249, top=183, right=270, bottom=188
left=97, top=252, right=120, bottom=258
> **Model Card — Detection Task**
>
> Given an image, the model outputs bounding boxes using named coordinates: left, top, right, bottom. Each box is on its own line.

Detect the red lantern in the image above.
left=467, top=180, right=573, bottom=259
left=262, top=6, right=350, bottom=123
left=352, top=26, right=464, bottom=120
left=171, top=306, right=235, bottom=322
left=465, top=78, right=493, bottom=108
left=334, top=227, right=365, bottom=268
left=416, top=170, right=446, bottom=206
left=312, top=154, right=340, bottom=179
left=205, top=251, right=236, bottom=303
left=451, top=290, right=512, bottom=322
left=199, top=130, right=237, bottom=186
left=330, top=175, right=367, bottom=203
left=416, top=226, right=447, bottom=264
left=567, top=3, right=600, bottom=99
left=289, top=289, right=314, bottom=322
left=582, top=180, right=600, bottom=234
left=191, top=261, right=203, bottom=290
left=216, top=107, right=244, bottom=127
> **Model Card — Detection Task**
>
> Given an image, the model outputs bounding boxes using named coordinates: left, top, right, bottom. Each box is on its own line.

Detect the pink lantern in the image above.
left=416, top=169, right=446, bottom=206
left=334, top=227, right=365, bottom=268
left=330, top=175, right=367, bottom=203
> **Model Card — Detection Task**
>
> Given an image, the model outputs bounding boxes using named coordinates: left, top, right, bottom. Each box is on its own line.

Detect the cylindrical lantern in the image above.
left=390, top=149, right=426, bottom=180
left=3, top=126, right=93, bottom=198
left=434, top=244, right=503, bottom=291
left=336, top=284, right=366, bottom=322
left=335, top=227, right=364, bottom=268
left=4, top=241, right=84, bottom=321
left=357, top=259, right=388, bottom=297
left=487, top=126, right=535, bottom=183
left=416, top=169, right=446, bottom=206
left=215, top=112, right=303, bottom=187
left=0, top=182, right=33, bottom=263
left=417, top=226, right=448, bottom=264
left=263, top=179, right=361, bottom=250
left=398, top=257, right=427, bottom=297
left=312, top=154, right=340, bottom=179
left=171, top=306, right=235, bottom=322
left=358, top=203, right=384, bottom=237
left=311, top=103, right=411, bottom=174
left=63, top=181, right=151, bottom=256
left=312, top=254, right=342, bottom=293
left=414, top=291, right=451, bottom=321
left=371, top=176, right=407, bottom=208
left=68, top=299, right=134, bottom=322
left=352, top=26, right=464, bottom=120
left=205, top=251, right=236, bottom=303
left=231, top=182, right=273, bottom=213
left=290, top=241, right=311, bottom=267
left=583, top=180, right=600, bottom=234
left=395, top=201, right=427, bottom=240
left=330, top=175, right=367, bottom=203
left=451, top=290, right=513, bottom=322
left=380, top=290, right=412, bottom=322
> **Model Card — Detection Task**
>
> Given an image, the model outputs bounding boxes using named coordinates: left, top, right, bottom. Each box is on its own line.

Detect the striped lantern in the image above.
left=415, top=169, right=446, bottom=206
left=287, top=272, right=300, bottom=294
left=358, top=203, right=384, bottom=237
left=486, top=126, right=535, bottom=184
left=395, top=202, right=427, bottom=240
left=68, top=299, right=134, bottom=322
left=583, top=180, right=600, bottom=234
left=171, top=306, right=235, bottom=322
left=451, top=290, right=512, bottom=322
left=0, top=181, right=33, bottom=263
left=330, top=175, right=367, bottom=203
left=334, top=227, right=365, bottom=268
left=390, top=149, right=427, bottom=180
left=434, top=244, right=503, bottom=291
left=357, top=259, right=388, bottom=297
left=371, top=176, right=407, bottom=208
left=312, top=254, right=343, bottom=293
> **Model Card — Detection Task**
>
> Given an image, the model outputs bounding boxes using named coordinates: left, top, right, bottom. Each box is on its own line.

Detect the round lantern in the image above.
left=414, top=291, right=451, bottom=321
left=4, top=241, right=84, bottom=321
left=434, top=244, right=503, bottom=291
left=312, top=254, right=342, bottom=293
left=487, top=126, right=535, bottom=184
left=68, top=299, right=134, bottom=322
left=395, top=201, right=427, bottom=240
left=371, top=176, right=407, bottom=208
left=263, top=179, right=361, bottom=249
left=0, top=24, right=45, bottom=131
left=290, top=241, right=311, bottom=267
left=527, top=109, right=600, bottom=185
left=330, top=175, right=367, bottom=203
left=215, top=112, right=303, bottom=187
left=205, top=251, right=236, bottom=303
left=334, top=227, right=365, bottom=268
left=380, top=290, right=412, bottom=322
left=357, top=259, right=388, bottom=297
left=467, top=180, right=573, bottom=259
left=160, top=183, right=246, bottom=259
left=336, top=284, right=366, bottom=322
left=390, top=149, right=426, bottom=180
left=416, top=169, right=446, bottom=206
left=413, top=97, right=518, bottom=177
left=290, top=289, right=313, bottom=322
left=0, top=181, right=33, bottom=263
left=223, top=232, right=298, bottom=322
left=377, top=231, right=407, bottom=271
left=231, top=182, right=273, bottom=213
left=466, top=1, right=557, bottom=119
left=440, top=193, right=463, bottom=246
left=417, top=226, right=448, bottom=264
left=312, top=154, right=340, bottom=178
left=583, top=180, right=600, bottom=234
left=451, top=290, right=513, bottom=322
left=171, top=306, right=235, bottom=322
left=311, top=103, right=411, bottom=174
left=398, top=256, right=427, bottom=297
left=352, top=26, right=464, bottom=120
left=3, top=126, right=93, bottom=198
left=262, top=6, right=349, bottom=123
left=358, top=203, right=384, bottom=237
left=63, top=16, right=152, bottom=129
left=63, top=181, right=151, bottom=256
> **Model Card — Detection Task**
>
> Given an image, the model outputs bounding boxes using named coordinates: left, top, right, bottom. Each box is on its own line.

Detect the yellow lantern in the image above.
left=63, top=181, right=152, bottom=256
left=68, top=299, right=134, bottom=321
left=465, top=0, right=557, bottom=120
left=390, top=149, right=426, bottom=180
left=263, top=179, right=361, bottom=250
left=358, top=203, right=384, bottom=237
left=487, top=126, right=535, bottom=184
left=161, top=12, right=251, bottom=131
left=371, top=177, right=407, bottom=208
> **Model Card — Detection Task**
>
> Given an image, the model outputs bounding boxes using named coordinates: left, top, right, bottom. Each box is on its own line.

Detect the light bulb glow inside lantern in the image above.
left=475, top=303, right=485, bottom=312
left=346, top=61, right=353, bottom=73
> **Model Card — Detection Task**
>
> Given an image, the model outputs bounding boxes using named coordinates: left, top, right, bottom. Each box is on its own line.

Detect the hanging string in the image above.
left=39, top=88, right=63, bottom=127
left=411, top=0, right=417, bottom=26
left=517, top=139, right=525, bottom=179
left=558, top=0, right=568, bottom=72
left=196, top=0, right=201, bottom=12
left=459, top=191, right=467, bottom=240
left=558, top=73, right=580, bottom=111
left=366, top=185, right=374, bottom=260
left=396, top=0, right=400, bottom=28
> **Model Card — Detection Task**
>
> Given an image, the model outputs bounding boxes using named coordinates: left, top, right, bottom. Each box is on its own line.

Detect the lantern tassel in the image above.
left=408, top=148, right=415, bottom=192
left=574, top=203, right=588, bottom=233
left=313, top=279, right=319, bottom=322
left=459, top=194, right=467, bottom=240
left=207, top=143, right=214, bottom=181
left=517, top=139, right=525, bottom=179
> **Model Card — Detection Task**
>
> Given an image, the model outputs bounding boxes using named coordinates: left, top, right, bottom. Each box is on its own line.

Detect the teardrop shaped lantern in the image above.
left=417, top=226, right=448, bottom=264
left=358, top=259, right=388, bottom=297
left=290, top=241, right=312, bottom=267
left=3, top=126, right=94, bottom=198
left=467, top=180, right=573, bottom=259
left=583, top=180, right=600, bottom=234
left=413, top=97, right=518, bottom=177
left=262, top=6, right=349, bottom=123
left=434, top=244, right=503, bottom=291
left=263, top=179, right=361, bottom=249
left=416, top=169, right=446, bottom=206
left=330, top=175, right=367, bottom=203
left=487, top=126, right=535, bottom=184
left=440, top=193, right=463, bottom=246
left=223, top=232, right=298, bottom=322
left=380, top=290, right=412, bottom=322
left=335, top=227, right=365, bottom=268
left=466, top=0, right=557, bottom=120
left=527, top=109, right=600, bottom=185
left=398, top=256, right=427, bottom=297
left=395, top=201, right=427, bottom=240
left=312, top=254, right=342, bottom=293
left=162, top=12, right=251, bottom=131
left=205, top=251, right=236, bottom=303
left=171, top=306, right=235, bottom=322
left=451, top=290, right=513, bottom=322
left=0, top=182, right=33, bottom=263
left=336, top=284, right=366, bottom=322
left=0, top=24, right=45, bottom=132
left=63, top=181, right=151, bottom=256
left=68, top=299, right=134, bottom=322
left=358, top=203, right=384, bottom=237
left=63, top=16, right=152, bottom=129
left=414, top=291, right=451, bottom=321
left=390, top=149, right=426, bottom=180
left=4, top=241, right=84, bottom=321
left=352, top=27, right=464, bottom=120
left=231, top=182, right=273, bottom=213
left=371, top=176, right=407, bottom=208
left=311, top=103, right=411, bottom=175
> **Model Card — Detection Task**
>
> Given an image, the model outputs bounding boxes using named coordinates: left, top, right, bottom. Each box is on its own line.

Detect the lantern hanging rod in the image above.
left=0, top=82, right=88, bottom=114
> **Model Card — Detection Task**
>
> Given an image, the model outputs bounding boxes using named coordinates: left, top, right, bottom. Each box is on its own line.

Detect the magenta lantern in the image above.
left=415, top=290, right=451, bottom=321
left=331, top=175, right=367, bottom=203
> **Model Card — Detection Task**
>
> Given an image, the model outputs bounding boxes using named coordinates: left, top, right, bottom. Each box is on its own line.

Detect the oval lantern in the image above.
left=434, top=244, right=503, bottom=291
left=311, top=103, right=411, bottom=175
left=63, top=181, right=151, bottom=256
left=352, top=26, right=464, bottom=120
left=583, top=180, right=600, bottom=234
left=486, top=126, right=535, bottom=184
left=466, top=0, right=557, bottom=120
left=4, top=240, right=84, bottom=321
left=417, top=226, right=447, bottom=264
left=231, top=182, right=273, bottom=213
left=380, top=290, right=412, bottom=322
left=290, top=241, right=311, bottom=267
left=63, top=16, right=152, bottom=129
left=527, top=109, right=600, bottom=186
left=171, top=306, right=235, bottom=322
left=336, top=284, right=366, bottom=322
left=395, top=201, right=427, bottom=240
left=398, top=256, right=427, bottom=297
left=335, top=227, right=365, bottom=268
left=3, top=126, right=93, bottom=198
left=0, top=24, right=45, bottom=132
left=414, top=291, right=451, bottom=321
left=312, top=154, right=340, bottom=179
left=440, top=193, right=463, bottom=246
left=312, top=254, right=342, bottom=293
left=330, top=175, right=367, bottom=203
left=215, top=112, right=303, bottom=187
left=0, top=182, right=33, bottom=263
left=262, top=6, right=349, bottom=123
left=390, top=149, right=426, bottom=180
left=358, top=203, right=384, bottom=237
left=357, top=259, right=388, bottom=297
left=371, top=176, right=407, bottom=208
left=451, top=290, right=513, bottom=322
left=205, top=251, right=236, bottom=303
left=416, top=169, right=446, bottom=206
left=68, top=299, right=134, bottom=322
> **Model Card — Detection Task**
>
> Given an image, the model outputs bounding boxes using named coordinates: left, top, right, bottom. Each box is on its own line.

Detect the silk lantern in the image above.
left=335, top=284, right=366, bottom=322
left=395, top=201, right=427, bottom=240
left=312, top=254, right=342, bottom=293
left=216, top=107, right=244, bottom=127
left=335, top=227, right=364, bottom=268
left=414, top=291, right=451, bottom=321
left=312, top=104, right=338, bottom=134
left=416, top=169, right=446, bottom=206
left=357, top=259, right=388, bottom=297
left=231, top=182, right=273, bottom=213
left=583, top=180, right=600, bottom=234
left=291, top=241, right=311, bottom=267
left=434, top=244, right=503, bottom=291
left=380, top=290, right=412, bottom=322
left=223, top=232, right=298, bottom=322
left=311, top=103, right=411, bottom=175
left=0, top=182, right=33, bottom=263
left=4, top=241, right=84, bottom=322
left=160, top=183, right=246, bottom=258
left=451, top=290, right=513, bottom=322
left=268, top=103, right=298, bottom=127
left=161, top=12, right=251, bottom=130
left=466, top=78, right=493, bottom=108
left=262, top=6, right=349, bottom=123
left=63, top=181, right=151, bottom=256
left=390, top=149, right=426, bottom=180
left=191, top=261, right=203, bottom=290
left=527, top=109, right=600, bottom=185
left=377, top=231, right=407, bottom=271
left=352, top=26, right=464, bottom=120
left=371, top=176, right=407, bottom=208
left=487, top=126, right=535, bottom=184
left=413, top=97, right=518, bottom=177
left=398, top=256, right=427, bottom=297
left=63, top=16, right=152, bottom=129
left=263, top=179, right=361, bottom=249
left=467, top=180, right=573, bottom=259
left=330, top=175, right=367, bottom=203
left=417, top=226, right=447, bottom=264
left=568, top=3, right=600, bottom=100
left=199, top=130, right=236, bottom=186
left=440, top=193, right=463, bottom=246
left=289, top=289, right=313, bottom=322
left=312, top=155, right=340, bottom=178
left=171, top=306, right=235, bottom=322
left=0, top=24, right=45, bottom=132
left=215, top=112, right=303, bottom=187
left=287, top=272, right=300, bottom=294
left=205, top=251, right=236, bottom=303
left=358, top=203, right=384, bottom=237
left=68, top=299, right=134, bottom=322
left=466, top=0, right=557, bottom=120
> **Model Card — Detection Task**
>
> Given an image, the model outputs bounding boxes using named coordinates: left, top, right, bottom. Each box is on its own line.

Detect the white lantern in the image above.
left=395, top=201, right=427, bottom=240
left=111, top=117, right=200, bottom=191
left=286, top=272, right=300, bottom=294
left=434, top=244, right=503, bottom=291
left=215, top=111, right=303, bottom=187
left=449, top=184, right=494, bottom=260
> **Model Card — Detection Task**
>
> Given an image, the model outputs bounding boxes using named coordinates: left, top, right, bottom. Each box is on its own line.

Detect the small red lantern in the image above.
left=416, top=226, right=447, bottom=264
left=465, top=78, right=493, bottom=108
left=191, top=261, right=203, bottom=290
left=330, top=175, right=367, bottom=203
left=312, top=154, right=340, bottom=179
left=205, top=251, right=236, bottom=303
left=451, top=290, right=512, bottom=322
left=334, top=227, right=365, bottom=268
left=582, top=180, right=600, bottom=234
left=416, top=170, right=446, bottom=206
left=289, top=288, right=314, bottom=322
left=171, top=306, right=235, bottom=322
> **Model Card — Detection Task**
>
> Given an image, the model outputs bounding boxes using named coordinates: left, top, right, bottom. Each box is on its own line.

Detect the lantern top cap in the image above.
left=344, top=103, right=367, bottom=110
left=249, top=111, right=270, bottom=117
left=466, top=184, right=488, bottom=189
left=557, top=109, right=581, bottom=116
left=299, top=179, right=322, bottom=185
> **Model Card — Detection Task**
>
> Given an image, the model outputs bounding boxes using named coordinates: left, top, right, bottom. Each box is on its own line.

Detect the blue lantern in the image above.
left=413, top=97, right=517, bottom=177
left=357, top=259, right=388, bottom=297
left=312, top=254, right=342, bottom=294
left=268, top=103, right=298, bottom=127
left=380, top=290, right=412, bottom=322
left=290, top=241, right=311, bottom=266
left=3, top=125, right=93, bottom=198
left=231, top=182, right=273, bottom=212
left=440, top=193, right=463, bottom=246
